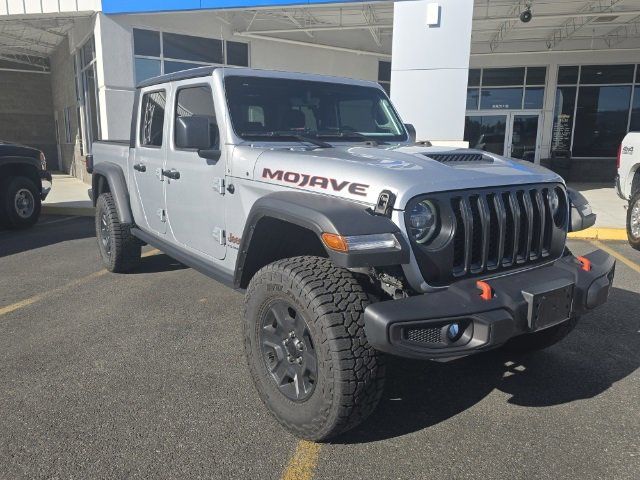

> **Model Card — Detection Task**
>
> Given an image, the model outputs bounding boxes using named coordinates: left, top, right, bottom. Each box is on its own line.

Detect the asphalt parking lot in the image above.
left=1, top=216, right=638, bottom=480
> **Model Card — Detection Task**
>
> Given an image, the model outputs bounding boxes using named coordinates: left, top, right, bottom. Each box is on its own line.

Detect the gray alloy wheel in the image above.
left=14, top=188, right=35, bottom=219
left=99, top=211, right=112, bottom=259
left=259, top=299, right=318, bottom=402
left=627, top=191, right=640, bottom=251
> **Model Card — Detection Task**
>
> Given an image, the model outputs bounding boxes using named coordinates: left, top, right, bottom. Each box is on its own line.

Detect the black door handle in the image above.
left=162, top=169, right=180, bottom=180
left=133, top=163, right=146, bottom=172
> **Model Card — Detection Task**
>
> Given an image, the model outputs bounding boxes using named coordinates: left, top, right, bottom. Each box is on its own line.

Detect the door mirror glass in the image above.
left=175, top=115, right=212, bottom=150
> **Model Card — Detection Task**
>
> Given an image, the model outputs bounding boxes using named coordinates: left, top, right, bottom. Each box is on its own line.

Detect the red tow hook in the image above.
left=476, top=280, right=494, bottom=301
left=577, top=256, right=592, bottom=272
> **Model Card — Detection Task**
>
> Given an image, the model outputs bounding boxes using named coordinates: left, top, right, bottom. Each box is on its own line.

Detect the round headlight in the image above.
left=409, top=200, right=438, bottom=244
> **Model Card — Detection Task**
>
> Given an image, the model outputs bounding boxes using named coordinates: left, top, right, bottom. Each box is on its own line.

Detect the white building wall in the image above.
left=91, top=11, right=383, bottom=140
left=391, top=0, right=474, bottom=143
left=470, top=50, right=640, bottom=160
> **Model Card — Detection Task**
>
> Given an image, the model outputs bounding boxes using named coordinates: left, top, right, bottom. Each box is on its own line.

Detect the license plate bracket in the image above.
left=522, top=279, right=575, bottom=331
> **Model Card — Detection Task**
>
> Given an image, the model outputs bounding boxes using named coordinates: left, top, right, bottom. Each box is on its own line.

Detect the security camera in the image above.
left=520, top=8, right=533, bottom=23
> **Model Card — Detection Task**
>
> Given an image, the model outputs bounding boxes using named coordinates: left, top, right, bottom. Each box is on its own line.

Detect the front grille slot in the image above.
left=450, top=186, right=557, bottom=280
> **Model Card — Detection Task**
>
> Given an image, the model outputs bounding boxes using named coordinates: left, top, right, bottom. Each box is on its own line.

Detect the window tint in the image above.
left=163, top=33, right=223, bottom=64
left=572, top=85, right=632, bottom=157
left=580, top=65, right=634, bottom=84
left=557, top=66, right=579, bottom=85
left=133, top=29, right=161, bottom=57
left=378, top=61, right=391, bottom=83
left=135, top=58, right=161, bottom=84
left=175, top=86, right=218, bottom=149
left=524, top=87, right=544, bottom=109
left=466, top=88, right=479, bottom=109
left=140, top=91, right=166, bottom=147
left=482, top=67, right=525, bottom=86
left=227, top=41, right=249, bottom=67
left=526, top=67, right=546, bottom=85
left=480, top=87, right=523, bottom=109
left=164, top=60, right=200, bottom=74
left=468, top=69, right=481, bottom=87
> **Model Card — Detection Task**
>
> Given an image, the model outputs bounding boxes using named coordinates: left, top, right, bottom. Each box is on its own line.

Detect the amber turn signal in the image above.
left=321, top=233, right=349, bottom=253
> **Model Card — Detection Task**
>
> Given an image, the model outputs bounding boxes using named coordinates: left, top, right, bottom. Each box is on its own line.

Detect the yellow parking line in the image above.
left=0, top=249, right=161, bottom=318
left=590, top=240, right=640, bottom=274
left=281, top=440, right=322, bottom=480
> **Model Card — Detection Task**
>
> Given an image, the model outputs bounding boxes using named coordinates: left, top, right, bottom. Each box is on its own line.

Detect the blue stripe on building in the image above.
left=102, top=0, right=375, bottom=14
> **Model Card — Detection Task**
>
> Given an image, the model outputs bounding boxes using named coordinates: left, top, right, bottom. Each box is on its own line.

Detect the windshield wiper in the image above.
left=316, top=132, right=381, bottom=145
left=240, top=131, right=332, bottom=149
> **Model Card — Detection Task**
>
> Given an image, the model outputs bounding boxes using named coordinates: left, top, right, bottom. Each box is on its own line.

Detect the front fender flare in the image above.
left=92, top=162, right=134, bottom=225
left=234, top=191, right=410, bottom=285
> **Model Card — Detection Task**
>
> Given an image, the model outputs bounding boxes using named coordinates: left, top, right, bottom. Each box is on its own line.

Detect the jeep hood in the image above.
left=250, top=144, right=563, bottom=209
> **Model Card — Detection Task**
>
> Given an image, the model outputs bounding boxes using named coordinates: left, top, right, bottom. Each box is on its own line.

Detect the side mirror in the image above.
left=198, top=149, right=221, bottom=161
left=567, top=188, right=597, bottom=232
left=175, top=115, right=213, bottom=150
left=405, top=123, right=416, bottom=143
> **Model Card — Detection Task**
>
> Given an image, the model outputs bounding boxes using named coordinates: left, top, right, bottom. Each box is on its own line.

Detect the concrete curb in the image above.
left=568, top=227, right=627, bottom=241
left=42, top=205, right=95, bottom=217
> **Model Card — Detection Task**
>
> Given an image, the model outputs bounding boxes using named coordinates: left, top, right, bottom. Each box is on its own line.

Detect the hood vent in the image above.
left=424, top=152, right=494, bottom=164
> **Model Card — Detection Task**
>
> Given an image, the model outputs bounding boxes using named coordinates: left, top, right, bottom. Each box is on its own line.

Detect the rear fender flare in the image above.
left=92, top=162, right=134, bottom=225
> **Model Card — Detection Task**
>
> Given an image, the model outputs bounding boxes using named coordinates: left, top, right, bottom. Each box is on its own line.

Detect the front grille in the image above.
left=451, top=187, right=555, bottom=277
left=406, top=184, right=567, bottom=286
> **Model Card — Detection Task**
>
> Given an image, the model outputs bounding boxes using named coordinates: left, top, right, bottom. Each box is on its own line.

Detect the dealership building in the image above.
left=2, top=0, right=640, bottom=182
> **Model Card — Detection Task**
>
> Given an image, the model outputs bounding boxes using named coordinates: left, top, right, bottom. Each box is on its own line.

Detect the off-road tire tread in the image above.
left=96, top=192, right=141, bottom=272
left=244, top=256, right=385, bottom=441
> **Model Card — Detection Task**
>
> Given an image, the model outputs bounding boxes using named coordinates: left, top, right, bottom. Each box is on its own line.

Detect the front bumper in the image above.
left=364, top=250, right=616, bottom=360
left=40, top=170, right=52, bottom=200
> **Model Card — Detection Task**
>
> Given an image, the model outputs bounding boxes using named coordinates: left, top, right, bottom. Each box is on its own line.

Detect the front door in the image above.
left=164, top=83, right=226, bottom=260
left=508, top=114, right=540, bottom=162
left=132, top=89, right=168, bottom=235
left=464, top=113, right=541, bottom=162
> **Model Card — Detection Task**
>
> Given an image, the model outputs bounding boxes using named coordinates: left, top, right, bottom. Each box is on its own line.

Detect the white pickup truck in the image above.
left=616, top=132, right=640, bottom=249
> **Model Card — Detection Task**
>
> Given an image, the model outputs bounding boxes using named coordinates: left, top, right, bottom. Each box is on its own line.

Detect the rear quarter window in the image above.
left=140, top=90, right=166, bottom=147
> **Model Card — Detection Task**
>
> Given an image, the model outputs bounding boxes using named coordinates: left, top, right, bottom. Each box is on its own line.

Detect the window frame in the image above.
left=132, top=27, right=250, bottom=84
left=466, top=66, right=547, bottom=112
left=553, top=63, right=639, bottom=159
left=138, top=88, right=168, bottom=149
left=173, top=83, right=218, bottom=152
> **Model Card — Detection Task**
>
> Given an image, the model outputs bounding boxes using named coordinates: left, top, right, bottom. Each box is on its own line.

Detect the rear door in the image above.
left=132, top=88, right=169, bottom=235
left=164, top=80, right=226, bottom=260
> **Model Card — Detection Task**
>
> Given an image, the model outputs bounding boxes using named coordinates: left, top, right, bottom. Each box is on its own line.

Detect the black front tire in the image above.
left=244, top=256, right=385, bottom=441
left=627, top=190, right=640, bottom=251
left=0, top=176, right=41, bottom=229
left=502, top=317, right=579, bottom=354
left=95, top=192, right=141, bottom=272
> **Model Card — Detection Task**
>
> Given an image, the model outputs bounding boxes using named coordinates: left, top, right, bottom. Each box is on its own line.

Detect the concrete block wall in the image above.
left=0, top=70, right=57, bottom=167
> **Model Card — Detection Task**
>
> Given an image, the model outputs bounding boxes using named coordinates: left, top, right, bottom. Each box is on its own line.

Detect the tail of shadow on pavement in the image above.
left=129, top=252, right=189, bottom=274
left=336, top=286, right=640, bottom=444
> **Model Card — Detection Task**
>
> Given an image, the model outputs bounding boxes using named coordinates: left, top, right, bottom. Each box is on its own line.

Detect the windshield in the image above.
left=224, top=75, right=408, bottom=144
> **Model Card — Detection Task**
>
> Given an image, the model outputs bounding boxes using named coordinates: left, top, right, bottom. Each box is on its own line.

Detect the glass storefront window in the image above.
left=464, top=115, right=507, bottom=155
left=580, top=64, right=634, bottom=84
left=629, top=90, right=640, bottom=132
left=524, top=87, right=544, bottom=109
left=551, top=86, right=576, bottom=157
left=526, top=67, right=546, bottom=85
left=466, top=88, right=479, bottom=109
left=135, top=58, right=161, bottom=84
left=482, top=67, right=525, bottom=86
left=557, top=66, right=579, bottom=85
left=468, top=69, right=481, bottom=87
left=572, top=85, right=632, bottom=157
left=480, top=88, right=523, bottom=110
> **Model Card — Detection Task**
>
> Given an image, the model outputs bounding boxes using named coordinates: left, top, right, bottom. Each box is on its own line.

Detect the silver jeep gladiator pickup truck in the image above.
left=89, top=66, right=615, bottom=441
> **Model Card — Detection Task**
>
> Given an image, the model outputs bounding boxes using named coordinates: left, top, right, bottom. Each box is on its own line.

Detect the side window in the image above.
left=175, top=85, right=218, bottom=149
left=140, top=91, right=166, bottom=147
